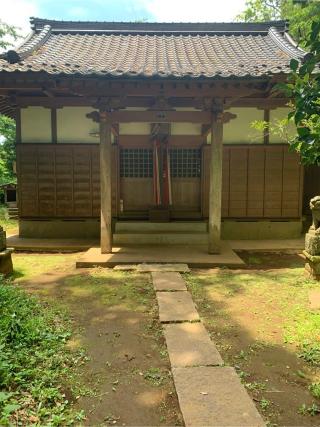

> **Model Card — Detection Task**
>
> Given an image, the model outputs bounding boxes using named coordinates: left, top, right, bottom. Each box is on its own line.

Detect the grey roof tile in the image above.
left=0, top=19, right=306, bottom=78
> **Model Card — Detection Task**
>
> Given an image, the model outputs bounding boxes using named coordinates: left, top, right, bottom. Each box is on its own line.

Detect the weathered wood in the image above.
left=100, top=113, right=112, bottom=253
left=51, top=108, right=57, bottom=143
left=106, top=110, right=211, bottom=124
left=15, top=108, right=21, bottom=143
left=12, top=95, right=290, bottom=110
left=208, top=108, right=224, bottom=254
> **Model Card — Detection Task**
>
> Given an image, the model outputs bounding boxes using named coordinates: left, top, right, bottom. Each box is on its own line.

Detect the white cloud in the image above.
left=2, top=0, right=38, bottom=36
left=139, top=0, right=247, bottom=22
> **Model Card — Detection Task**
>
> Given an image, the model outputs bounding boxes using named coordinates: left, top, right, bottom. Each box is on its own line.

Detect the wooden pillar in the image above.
left=208, top=109, right=223, bottom=254
left=100, top=112, right=113, bottom=253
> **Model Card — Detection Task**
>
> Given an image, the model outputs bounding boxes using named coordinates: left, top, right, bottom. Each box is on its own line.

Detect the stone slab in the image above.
left=152, top=272, right=187, bottom=291
left=75, top=243, right=244, bottom=268
left=156, top=291, right=199, bottom=323
left=137, top=263, right=190, bottom=273
left=164, top=323, right=223, bottom=367
left=172, top=366, right=265, bottom=427
left=113, top=264, right=137, bottom=271
left=309, top=290, right=320, bottom=310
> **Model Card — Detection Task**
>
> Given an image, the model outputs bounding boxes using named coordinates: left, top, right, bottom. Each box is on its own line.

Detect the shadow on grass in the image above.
left=15, top=267, right=183, bottom=427
left=184, top=261, right=320, bottom=426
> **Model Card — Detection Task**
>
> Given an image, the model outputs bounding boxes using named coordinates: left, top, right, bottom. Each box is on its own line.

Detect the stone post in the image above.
left=0, top=226, right=13, bottom=275
left=304, top=196, right=320, bottom=279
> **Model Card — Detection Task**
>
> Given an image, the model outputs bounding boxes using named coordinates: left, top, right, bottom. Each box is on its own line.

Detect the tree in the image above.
left=0, top=116, right=16, bottom=185
left=278, top=21, right=320, bottom=166
left=0, top=21, right=19, bottom=187
left=0, top=20, right=19, bottom=50
left=237, top=0, right=320, bottom=46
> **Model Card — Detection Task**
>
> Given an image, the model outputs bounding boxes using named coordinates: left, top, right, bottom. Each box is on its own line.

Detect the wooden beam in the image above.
left=225, top=97, right=289, bottom=108
left=106, top=110, right=212, bottom=123
left=100, top=112, right=113, bottom=253
left=51, top=108, right=57, bottom=143
left=263, top=109, right=270, bottom=145
left=208, top=104, right=224, bottom=254
left=15, top=108, right=21, bottom=144
left=11, top=95, right=291, bottom=110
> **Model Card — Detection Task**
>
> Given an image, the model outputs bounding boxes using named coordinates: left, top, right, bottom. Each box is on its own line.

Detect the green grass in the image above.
left=12, top=253, right=77, bottom=282
left=0, top=275, right=85, bottom=426
left=0, top=206, right=17, bottom=233
left=63, top=268, right=153, bottom=311
left=185, top=266, right=320, bottom=365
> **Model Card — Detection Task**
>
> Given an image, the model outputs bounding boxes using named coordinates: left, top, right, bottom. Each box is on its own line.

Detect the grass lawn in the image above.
left=1, top=253, right=182, bottom=426
left=185, top=252, right=320, bottom=426
left=0, top=206, right=18, bottom=234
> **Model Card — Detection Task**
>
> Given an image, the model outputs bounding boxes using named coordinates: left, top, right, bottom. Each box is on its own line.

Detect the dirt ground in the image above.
left=12, top=253, right=183, bottom=426
left=186, top=252, right=320, bottom=427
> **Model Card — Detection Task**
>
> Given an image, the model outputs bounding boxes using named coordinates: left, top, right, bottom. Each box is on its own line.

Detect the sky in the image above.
left=2, top=0, right=248, bottom=37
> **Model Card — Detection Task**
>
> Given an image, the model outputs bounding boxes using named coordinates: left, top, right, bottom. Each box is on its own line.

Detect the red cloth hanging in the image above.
left=153, top=140, right=161, bottom=205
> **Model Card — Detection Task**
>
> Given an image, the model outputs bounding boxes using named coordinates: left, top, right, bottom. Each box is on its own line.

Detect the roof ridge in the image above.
left=0, top=25, right=52, bottom=64
left=29, top=17, right=288, bottom=34
left=17, top=25, right=52, bottom=58
left=268, top=27, right=305, bottom=60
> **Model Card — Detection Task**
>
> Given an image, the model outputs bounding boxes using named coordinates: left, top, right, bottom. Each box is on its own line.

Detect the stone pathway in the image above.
left=151, top=270, right=265, bottom=427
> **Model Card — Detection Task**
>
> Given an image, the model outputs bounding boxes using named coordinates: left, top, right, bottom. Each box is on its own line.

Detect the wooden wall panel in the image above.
left=304, top=165, right=320, bottom=215
left=282, top=150, right=302, bottom=217
left=264, top=146, right=283, bottom=217
left=247, top=148, right=265, bottom=217
left=229, top=147, right=248, bottom=217
left=37, top=147, right=55, bottom=216
left=202, top=145, right=302, bottom=219
left=17, top=144, right=103, bottom=218
left=17, top=145, right=39, bottom=217
left=222, top=148, right=230, bottom=217
left=55, top=147, right=73, bottom=216
left=17, top=143, right=303, bottom=220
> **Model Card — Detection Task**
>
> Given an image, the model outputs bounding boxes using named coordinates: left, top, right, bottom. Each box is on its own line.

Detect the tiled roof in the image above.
left=0, top=18, right=306, bottom=79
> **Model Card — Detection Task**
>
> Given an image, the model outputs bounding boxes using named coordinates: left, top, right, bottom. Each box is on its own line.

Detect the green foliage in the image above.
left=279, top=20, right=320, bottom=165
left=237, top=0, right=320, bottom=46
left=309, top=382, right=320, bottom=399
left=0, top=206, right=17, bottom=233
left=0, top=276, right=85, bottom=425
left=298, top=402, right=320, bottom=416
left=0, top=116, right=16, bottom=185
left=0, top=21, right=19, bottom=50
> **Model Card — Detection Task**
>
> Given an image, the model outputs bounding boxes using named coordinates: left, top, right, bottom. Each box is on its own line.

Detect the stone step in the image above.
left=156, top=291, right=200, bottom=323
left=152, top=271, right=187, bottom=291
left=173, top=366, right=265, bottom=427
left=164, top=322, right=223, bottom=367
left=113, top=232, right=208, bottom=245
left=115, top=221, right=208, bottom=233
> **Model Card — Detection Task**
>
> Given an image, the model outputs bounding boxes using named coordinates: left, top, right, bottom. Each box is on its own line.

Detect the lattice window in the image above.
left=120, top=148, right=153, bottom=178
left=170, top=148, right=201, bottom=178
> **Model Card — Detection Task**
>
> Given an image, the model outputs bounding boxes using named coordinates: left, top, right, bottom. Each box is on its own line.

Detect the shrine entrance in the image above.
left=119, top=123, right=202, bottom=219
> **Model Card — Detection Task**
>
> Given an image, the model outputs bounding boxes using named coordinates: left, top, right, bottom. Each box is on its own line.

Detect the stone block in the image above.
left=0, top=227, right=6, bottom=251
left=164, top=323, right=223, bottom=367
left=156, top=291, right=199, bottom=322
left=152, top=272, right=187, bottom=291
left=305, top=232, right=320, bottom=256
left=172, top=366, right=265, bottom=427
left=0, top=248, right=14, bottom=275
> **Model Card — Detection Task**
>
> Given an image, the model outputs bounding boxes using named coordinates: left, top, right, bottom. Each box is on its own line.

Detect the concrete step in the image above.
left=113, top=232, right=209, bottom=245
left=115, top=221, right=208, bottom=233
